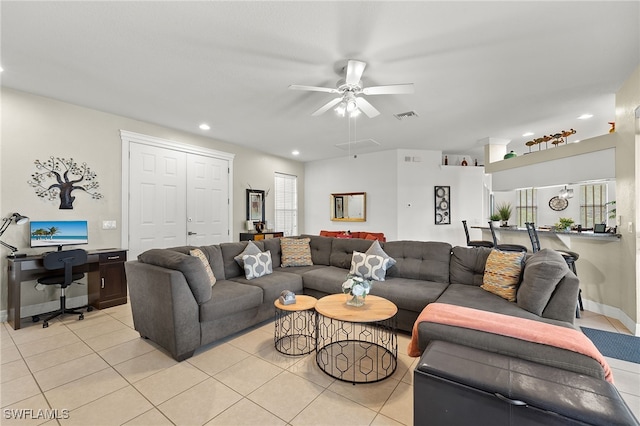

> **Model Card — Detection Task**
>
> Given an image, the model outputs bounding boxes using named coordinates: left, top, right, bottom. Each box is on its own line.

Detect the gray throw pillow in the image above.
left=365, top=240, right=397, bottom=268
left=349, top=251, right=390, bottom=281
left=517, top=249, right=569, bottom=315
left=234, top=241, right=262, bottom=267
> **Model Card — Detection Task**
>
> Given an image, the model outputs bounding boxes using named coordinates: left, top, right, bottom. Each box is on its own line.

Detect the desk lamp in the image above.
left=0, top=213, right=29, bottom=258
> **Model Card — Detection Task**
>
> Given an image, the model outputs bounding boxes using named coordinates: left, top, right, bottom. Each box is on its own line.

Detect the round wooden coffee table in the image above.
left=274, top=295, right=317, bottom=356
left=315, top=294, right=398, bottom=383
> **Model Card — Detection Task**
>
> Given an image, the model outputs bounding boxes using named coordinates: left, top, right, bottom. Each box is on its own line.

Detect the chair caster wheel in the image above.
left=32, top=316, right=40, bottom=323
left=87, top=306, right=94, bottom=312
left=43, top=321, right=49, bottom=328
left=79, top=314, right=84, bottom=320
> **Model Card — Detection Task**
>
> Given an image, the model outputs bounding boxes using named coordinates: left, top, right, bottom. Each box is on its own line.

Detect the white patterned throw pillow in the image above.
left=243, top=250, right=273, bottom=280
left=349, top=251, right=390, bottom=281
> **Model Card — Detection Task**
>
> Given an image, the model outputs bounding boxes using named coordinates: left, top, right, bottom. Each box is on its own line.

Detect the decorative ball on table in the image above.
left=342, top=274, right=372, bottom=307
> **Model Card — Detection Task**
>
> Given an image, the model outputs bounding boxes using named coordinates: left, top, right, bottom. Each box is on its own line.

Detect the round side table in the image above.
left=274, top=294, right=317, bottom=356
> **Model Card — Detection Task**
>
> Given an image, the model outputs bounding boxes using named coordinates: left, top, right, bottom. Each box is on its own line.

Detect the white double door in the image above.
left=128, top=142, right=229, bottom=258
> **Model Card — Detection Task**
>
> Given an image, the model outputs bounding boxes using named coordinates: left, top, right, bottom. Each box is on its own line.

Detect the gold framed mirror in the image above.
left=331, top=192, right=366, bottom=222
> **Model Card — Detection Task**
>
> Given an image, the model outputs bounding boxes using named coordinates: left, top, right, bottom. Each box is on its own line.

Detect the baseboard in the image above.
left=582, top=298, right=639, bottom=336
left=0, top=295, right=89, bottom=326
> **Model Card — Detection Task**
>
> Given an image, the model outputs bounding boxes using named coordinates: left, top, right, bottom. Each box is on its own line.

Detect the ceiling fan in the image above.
left=289, top=60, right=414, bottom=118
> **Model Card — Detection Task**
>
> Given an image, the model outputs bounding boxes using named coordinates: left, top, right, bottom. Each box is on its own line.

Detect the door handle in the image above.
left=188, top=231, right=197, bottom=235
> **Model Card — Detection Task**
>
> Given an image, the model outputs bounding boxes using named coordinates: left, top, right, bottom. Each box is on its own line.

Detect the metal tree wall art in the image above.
left=28, top=157, right=103, bottom=209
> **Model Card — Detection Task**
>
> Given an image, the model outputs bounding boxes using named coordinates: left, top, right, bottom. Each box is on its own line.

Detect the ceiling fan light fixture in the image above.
left=346, top=98, right=357, bottom=113
left=350, top=108, right=361, bottom=118
left=335, top=102, right=346, bottom=117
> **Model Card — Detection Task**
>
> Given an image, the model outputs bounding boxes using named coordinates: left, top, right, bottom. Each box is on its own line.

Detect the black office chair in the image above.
left=462, top=220, right=494, bottom=248
left=487, top=221, right=528, bottom=252
left=525, top=222, right=582, bottom=317
left=34, top=249, right=92, bottom=328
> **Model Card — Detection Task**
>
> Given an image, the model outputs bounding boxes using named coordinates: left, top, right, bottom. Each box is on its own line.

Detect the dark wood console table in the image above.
left=7, top=248, right=127, bottom=330
left=239, top=232, right=284, bottom=241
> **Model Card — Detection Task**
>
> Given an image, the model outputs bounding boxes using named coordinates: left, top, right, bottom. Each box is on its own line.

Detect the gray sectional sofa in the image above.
left=124, top=235, right=605, bottom=380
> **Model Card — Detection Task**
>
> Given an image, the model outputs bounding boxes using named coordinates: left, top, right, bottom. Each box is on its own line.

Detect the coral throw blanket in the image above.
left=408, top=303, right=613, bottom=383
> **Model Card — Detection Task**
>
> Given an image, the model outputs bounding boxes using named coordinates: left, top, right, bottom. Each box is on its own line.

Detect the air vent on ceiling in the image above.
left=394, top=111, right=419, bottom=120
left=335, top=139, right=381, bottom=150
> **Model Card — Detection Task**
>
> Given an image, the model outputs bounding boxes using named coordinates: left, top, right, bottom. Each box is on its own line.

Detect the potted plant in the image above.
left=489, top=213, right=502, bottom=228
left=496, top=202, right=512, bottom=227
left=555, top=217, right=575, bottom=232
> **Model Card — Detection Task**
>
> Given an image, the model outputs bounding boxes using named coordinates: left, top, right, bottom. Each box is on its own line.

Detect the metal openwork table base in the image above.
left=315, top=294, right=398, bottom=384
left=274, top=295, right=317, bottom=356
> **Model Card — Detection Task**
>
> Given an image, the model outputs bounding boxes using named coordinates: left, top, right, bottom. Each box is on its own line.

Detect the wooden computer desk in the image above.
left=7, top=248, right=127, bottom=330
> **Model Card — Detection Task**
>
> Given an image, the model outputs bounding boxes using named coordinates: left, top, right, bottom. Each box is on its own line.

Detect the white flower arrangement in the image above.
left=342, top=274, right=372, bottom=297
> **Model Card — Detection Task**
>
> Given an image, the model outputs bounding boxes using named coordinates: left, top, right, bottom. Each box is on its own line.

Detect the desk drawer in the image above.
left=99, top=251, right=126, bottom=264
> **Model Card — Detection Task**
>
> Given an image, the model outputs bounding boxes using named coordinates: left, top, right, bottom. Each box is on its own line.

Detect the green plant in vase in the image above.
left=555, top=217, right=575, bottom=232
left=489, top=213, right=501, bottom=227
left=496, top=202, right=512, bottom=227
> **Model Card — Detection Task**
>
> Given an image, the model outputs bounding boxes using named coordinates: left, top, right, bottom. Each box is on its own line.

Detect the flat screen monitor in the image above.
left=30, top=220, right=88, bottom=250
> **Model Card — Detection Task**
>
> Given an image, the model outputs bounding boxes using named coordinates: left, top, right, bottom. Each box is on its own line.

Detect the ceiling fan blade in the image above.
left=362, top=83, right=415, bottom=95
left=345, top=60, right=366, bottom=85
left=312, top=97, right=343, bottom=116
left=289, top=84, right=339, bottom=94
left=355, top=97, right=380, bottom=118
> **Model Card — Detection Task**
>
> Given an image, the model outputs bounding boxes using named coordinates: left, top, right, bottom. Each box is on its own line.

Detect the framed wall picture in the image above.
left=434, top=186, right=451, bottom=225
left=334, top=196, right=344, bottom=219
left=246, top=189, right=265, bottom=222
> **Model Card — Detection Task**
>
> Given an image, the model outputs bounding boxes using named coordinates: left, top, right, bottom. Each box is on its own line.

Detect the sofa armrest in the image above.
left=542, top=271, right=580, bottom=323
left=125, top=261, right=201, bottom=360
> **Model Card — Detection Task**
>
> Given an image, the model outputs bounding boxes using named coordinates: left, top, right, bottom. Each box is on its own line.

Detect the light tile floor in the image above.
left=1, top=304, right=638, bottom=425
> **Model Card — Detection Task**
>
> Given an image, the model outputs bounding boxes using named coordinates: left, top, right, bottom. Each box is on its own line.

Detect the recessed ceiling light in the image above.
left=199, top=123, right=210, bottom=130
left=577, top=114, right=593, bottom=120
left=292, top=150, right=300, bottom=156
left=522, top=132, right=534, bottom=137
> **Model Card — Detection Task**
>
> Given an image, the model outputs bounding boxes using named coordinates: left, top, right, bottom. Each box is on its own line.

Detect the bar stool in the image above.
left=462, top=220, right=494, bottom=248
left=525, top=222, right=583, bottom=317
left=488, top=221, right=528, bottom=252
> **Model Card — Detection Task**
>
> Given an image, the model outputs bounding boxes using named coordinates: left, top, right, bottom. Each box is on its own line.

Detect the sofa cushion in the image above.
left=262, top=238, right=282, bottom=267
left=349, top=251, right=390, bottom=281
left=234, top=241, right=262, bottom=267
left=162, top=245, right=226, bottom=280
left=221, top=242, right=256, bottom=279
left=243, top=250, right=273, bottom=280
left=138, top=249, right=212, bottom=304
left=383, top=241, right=452, bottom=282
left=199, top=280, right=263, bottom=321
left=517, top=249, right=569, bottom=315
left=306, top=235, right=333, bottom=265
left=481, top=249, right=525, bottom=302
left=370, top=277, right=448, bottom=313
left=301, top=266, right=350, bottom=295
left=229, top=271, right=303, bottom=302
left=329, top=238, right=376, bottom=269
left=366, top=240, right=396, bottom=268
left=190, top=248, right=217, bottom=287
left=450, top=246, right=492, bottom=286
left=280, top=237, right=313, bottom=267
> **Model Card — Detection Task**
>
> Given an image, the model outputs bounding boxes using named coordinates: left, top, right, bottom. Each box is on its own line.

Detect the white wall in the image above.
left=304, top=148, right=489, bottom=246
left=304, top=150, right=398, bottom=238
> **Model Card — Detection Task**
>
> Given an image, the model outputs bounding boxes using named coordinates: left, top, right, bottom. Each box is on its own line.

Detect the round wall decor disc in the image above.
left=549, top=196, right=568, bottom=211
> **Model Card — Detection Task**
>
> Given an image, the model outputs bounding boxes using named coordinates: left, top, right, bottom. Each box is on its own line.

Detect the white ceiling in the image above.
left=2, top=1, right=638, bottom=162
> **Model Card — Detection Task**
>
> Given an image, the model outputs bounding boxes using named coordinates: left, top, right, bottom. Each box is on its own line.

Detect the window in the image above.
left=274, top=173, right=297, bottom=236
left=515, top=188, right=537, bottom=227
left=580, top=184, right=607, bottom=228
